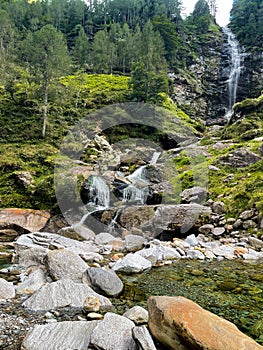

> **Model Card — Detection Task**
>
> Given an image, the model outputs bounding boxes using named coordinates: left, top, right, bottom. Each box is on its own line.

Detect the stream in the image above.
left=113, top=259, right=263, bottom=344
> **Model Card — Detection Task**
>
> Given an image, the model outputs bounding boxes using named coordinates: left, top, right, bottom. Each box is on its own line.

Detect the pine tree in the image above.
left=22, top=25, right=71, bottom=138
left=72, top=25, right=90, bottom=70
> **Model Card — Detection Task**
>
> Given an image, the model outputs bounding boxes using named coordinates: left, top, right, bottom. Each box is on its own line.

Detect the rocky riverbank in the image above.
left=0, top=209, right=263, bottom=349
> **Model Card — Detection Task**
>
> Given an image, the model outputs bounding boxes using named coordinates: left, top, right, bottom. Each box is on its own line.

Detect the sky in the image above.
left=181, top=0, right=233, bottom=27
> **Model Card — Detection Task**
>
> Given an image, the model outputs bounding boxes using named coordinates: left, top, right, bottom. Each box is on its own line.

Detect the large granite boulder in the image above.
left=92, top=204, right=211, bottom=237
left=90, top=312, right=137, bottom=350
left=148, top=296, right=263, bottom=350
left=46, top=249, right=88, bottom=282
left=21, top=321, right=98, bottom=350
left=22, top=278, right=112, bottom=311
left=15, top=232, right=99, bottom=259
left=85, top=267, right=123, bottom=297
left=0, top=209, right=50, bottom=232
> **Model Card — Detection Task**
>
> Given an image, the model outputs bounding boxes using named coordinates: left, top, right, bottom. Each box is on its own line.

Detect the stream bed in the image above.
left=114, top=259, right=263, bottom=344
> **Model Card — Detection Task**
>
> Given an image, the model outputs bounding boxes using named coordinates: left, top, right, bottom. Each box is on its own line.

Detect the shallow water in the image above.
left=116, top=259, right=263, bottom=344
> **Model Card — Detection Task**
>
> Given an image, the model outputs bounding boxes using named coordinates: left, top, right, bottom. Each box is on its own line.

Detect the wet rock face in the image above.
left=148, top=296, right=263, bottom=350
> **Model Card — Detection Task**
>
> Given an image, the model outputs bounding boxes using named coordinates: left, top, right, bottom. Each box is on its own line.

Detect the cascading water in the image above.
left=222, top=26, right=242, bottom=120
left=79, top=152, right=161, bottom=230
left=79, top=175, right=110, bottom=225
left=123, top=151, right=161, bottom=204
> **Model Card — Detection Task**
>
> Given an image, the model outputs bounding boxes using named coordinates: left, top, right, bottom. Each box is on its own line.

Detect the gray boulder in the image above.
left=248, top=236, right=263, bottom=249
left=16, top=268, right=46, bottom=295
left=180, top=186, right=207, bottom=204
left=132, top=325, right=157, bottom=350
left=22, top=278, right=112, bottom=311
left=85, top=267, right=123, bottom=297
left=219, top=148, right=261, bottom=168
left=123, top=306, right=149, bottom=325
left=0, top=277, right=15, bottom=300
left=58, top=224, right=95, bottom=241
left=21, top=321, right=98, bottom=350
left=95, top=232, right=118, bottom=245
left=112, top=253, right=152, bottom=273
left=125, top=234, right=146, bottom=252
left=46, top=249, right=88, bottom=282
left=90, top=312, right=137, bottom=350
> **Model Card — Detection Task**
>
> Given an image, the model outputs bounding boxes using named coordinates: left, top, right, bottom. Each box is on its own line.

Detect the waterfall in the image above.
left=123, top=152, right=161, bottom=205
left=222, top=26, right=242, bottom=119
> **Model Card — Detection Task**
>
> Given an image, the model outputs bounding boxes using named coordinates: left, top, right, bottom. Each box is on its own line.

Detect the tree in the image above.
left=192, top=0, right=213, bottom=34
left=22, top=24, right=71, bottom=138
left=72, top=25, right=90, bottom=69
left=129, top=61, right=169, bottom=104
left=92, top=29, right=116, bottom=73
left=152, top=15, right=178, bottom=65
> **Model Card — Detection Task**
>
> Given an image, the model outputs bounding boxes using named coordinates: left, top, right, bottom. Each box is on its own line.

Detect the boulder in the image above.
left=185, top=234, right=199, bottom=247
left=132, top=325, right=157, bottom=350
left=0, top=278, right=16, bottom=300
left=125, top=234, right=146, bottom=252
left=136, top=245, right=181, bottom=265
left=85, top=267, right=123, bottom=297
left=180, top=186, right=207, bottom=204
left=15, top=232, right=99, bottom=258
left=149, top=204, right=211, bottom=235
left=15, top=246, right=49, bottom=268
left=0, top=208, right=50, bottom=232
left=198, top=224, right=214, bottom=234
left=22, top=278, right=112, bottom=311
left=148, top=296, right=263, bottom=350
left=58, top=224, right=95, bottom=241
left=240, top=210, right=254, bottom=220
left=187, top=249, right=205, bottom=260
left=212, top=201, right=225, bottom=215
left=219, top=148, right=261, bottom=168
left=95, top=232, right=119, bottom=245
left=212, top=227, right=226, bottom=237
left=46, top=249, right=88, bottom=282
left=21, top=321, right=98, bottom=350
left=248, top=237, right=263, bottom=249
left=90, top=312, right=137, bottom=350
left=112, top=253, right=152, bottom=273
left=123, top=306, right=149, bottom=325
left=16, top=268, right=47, bottom=295
left=93, top=204, right=211, bottom=237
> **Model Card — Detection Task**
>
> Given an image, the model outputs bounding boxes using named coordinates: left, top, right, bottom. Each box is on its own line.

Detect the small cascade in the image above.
left=79, top=152, right=161, bottom=228
left=79, top=175, right=110, bottom=225
left=107, top=208, right=121, bottom=234
left=222, top=26, right=242, bottom=120
left=123, top=152, right=161, bottom=205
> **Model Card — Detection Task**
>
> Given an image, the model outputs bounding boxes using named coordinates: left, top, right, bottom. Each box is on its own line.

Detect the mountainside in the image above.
left=0, top=0, right=262, bottom=232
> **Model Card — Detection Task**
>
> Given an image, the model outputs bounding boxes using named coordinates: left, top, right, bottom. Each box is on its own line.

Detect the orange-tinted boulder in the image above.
left=148, top=296, right=263, bottom=350
left=0, top=208, right=50, bottom=233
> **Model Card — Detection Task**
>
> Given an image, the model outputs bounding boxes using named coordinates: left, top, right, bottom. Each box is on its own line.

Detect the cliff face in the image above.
left=171, top=27, right=263, bottom=123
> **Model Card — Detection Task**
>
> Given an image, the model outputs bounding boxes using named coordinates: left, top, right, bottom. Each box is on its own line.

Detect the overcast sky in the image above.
left=181, top=0, right=233, bottom=27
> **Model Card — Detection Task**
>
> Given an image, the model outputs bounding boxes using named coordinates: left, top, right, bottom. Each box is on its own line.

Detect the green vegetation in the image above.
left=0, top=74, right=130, bottom=209
left=229, top=0, right=263, bottom=51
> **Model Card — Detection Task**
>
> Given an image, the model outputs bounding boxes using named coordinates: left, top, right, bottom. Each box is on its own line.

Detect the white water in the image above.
left=79, top=152, right=161, bottom=227
left=79, top=175, right=110, bottom=225
left=223, top=26, right=242, bottom=119
left=123, top=152, right=161, bottom=204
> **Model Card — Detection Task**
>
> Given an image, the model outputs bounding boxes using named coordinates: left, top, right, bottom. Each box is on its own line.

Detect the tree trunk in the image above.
left=42, top=78, right=49, bottom=138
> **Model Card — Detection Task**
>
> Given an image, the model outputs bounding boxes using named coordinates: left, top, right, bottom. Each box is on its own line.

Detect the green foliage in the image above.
left=229, top=0, right=263, bottom=50
left=129, top=61, right=168, bottom=104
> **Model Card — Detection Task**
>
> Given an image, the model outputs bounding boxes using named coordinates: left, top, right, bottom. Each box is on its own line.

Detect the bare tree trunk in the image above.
left=42, top=79, right=49, bottom=138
